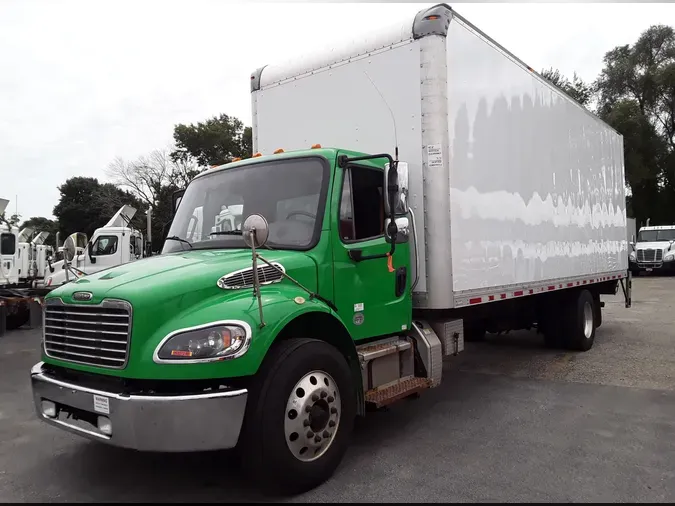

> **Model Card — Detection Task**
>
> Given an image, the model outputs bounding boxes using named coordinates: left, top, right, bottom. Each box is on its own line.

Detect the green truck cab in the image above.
left=31, top=147, right=430, bottom=493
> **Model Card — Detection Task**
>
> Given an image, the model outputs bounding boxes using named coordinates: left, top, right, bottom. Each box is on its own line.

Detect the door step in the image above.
left=357, top=338, right=411, bottom=362
left=365, top=376, right=432, bottom=408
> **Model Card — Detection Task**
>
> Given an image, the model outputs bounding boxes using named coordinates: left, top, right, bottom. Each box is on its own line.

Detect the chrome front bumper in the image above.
left=30, top=362, right=248, bottom=452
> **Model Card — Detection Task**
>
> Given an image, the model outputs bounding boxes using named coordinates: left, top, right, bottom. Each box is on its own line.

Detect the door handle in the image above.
left=395, top=266, right=407, bottom=297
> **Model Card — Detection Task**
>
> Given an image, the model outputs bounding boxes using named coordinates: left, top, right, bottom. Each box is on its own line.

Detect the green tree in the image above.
left=171, top=114, right=253, bottom=167
left=106, top=148, right=200, bottom=251
left=540, top=67, right=594, bottom=107
left=53, top=177, right=146, bottom=239
left=0, top=212, right=20, bottom=227
left=595, top=24, right=675, bottom=225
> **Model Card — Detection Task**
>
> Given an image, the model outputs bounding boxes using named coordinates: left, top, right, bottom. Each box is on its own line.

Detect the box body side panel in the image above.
left=445, top=20, right=627, bottom=295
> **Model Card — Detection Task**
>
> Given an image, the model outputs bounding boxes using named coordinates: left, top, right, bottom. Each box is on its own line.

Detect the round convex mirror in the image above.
left=242, top=214, right=270, bottom=249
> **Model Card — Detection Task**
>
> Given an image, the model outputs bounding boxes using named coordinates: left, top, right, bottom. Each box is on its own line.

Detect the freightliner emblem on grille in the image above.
left=72, top=291, right=93, bottom=301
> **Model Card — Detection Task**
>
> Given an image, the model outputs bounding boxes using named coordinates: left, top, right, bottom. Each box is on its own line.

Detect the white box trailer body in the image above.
left=251, top=3, right=628, bottom=310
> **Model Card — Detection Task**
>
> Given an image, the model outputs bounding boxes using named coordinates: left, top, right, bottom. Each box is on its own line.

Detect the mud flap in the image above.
left=0, top=301, right=5, bottom=337
left=620, top=270, right=632, bottom=308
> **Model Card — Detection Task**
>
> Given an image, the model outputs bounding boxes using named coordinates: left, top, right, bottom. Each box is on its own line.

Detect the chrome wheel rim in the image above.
left=284, top=370, right=341, bottom=462
left=583, top=301, right=594, bottom=338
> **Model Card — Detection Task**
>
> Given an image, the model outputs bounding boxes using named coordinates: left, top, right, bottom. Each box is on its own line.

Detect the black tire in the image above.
left=563, top=289, right=596, bottom=352
left=239, top=338, right=356, bottom=496
left=6, top=310, right=29, bottom=330
left=464, top=325, right=486, bottom=342
left=539, top=304, right=564, bottom=349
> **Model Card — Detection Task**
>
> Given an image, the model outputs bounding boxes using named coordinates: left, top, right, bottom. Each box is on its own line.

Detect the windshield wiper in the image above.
left=165, top=236, right=193, bottom=249
left=209, top=230, right=243, bottom=236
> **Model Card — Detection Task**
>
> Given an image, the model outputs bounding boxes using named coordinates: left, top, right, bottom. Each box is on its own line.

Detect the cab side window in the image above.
left=0, top=233, right=16, bottom=255
left=339, top=167, right=384, bottom=242
left=92, top=235, right=119, bottom=256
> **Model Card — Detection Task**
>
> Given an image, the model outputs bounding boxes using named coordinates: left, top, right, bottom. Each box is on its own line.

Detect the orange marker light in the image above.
left=232, top=157, right=242, bottom=162
left=311, top=144, right=322, bottom=149
left=425, top=15, right=440, bottom=20
left=252, top=152, right=262, bottom=158
left=274, top=148, right=284, bottom=154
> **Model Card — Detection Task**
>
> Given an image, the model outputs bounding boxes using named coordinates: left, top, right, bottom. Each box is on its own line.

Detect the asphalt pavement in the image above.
left=1, top=277, right=674, bottom=502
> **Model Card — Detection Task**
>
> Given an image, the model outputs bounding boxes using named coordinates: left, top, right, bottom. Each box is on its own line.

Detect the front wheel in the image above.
left=239, top=338, right=356, bottom=495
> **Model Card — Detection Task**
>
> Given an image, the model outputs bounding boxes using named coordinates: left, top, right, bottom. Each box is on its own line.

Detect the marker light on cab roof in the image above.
left=274, top=149, right=284, bottom=154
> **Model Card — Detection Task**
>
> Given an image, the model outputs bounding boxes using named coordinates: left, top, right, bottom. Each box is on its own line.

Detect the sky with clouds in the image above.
left=1, top=1, right=673, bottom=221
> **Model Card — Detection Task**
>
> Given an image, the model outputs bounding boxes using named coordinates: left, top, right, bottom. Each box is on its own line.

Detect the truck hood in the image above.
left=47, top=249, right=318, bottom=306
left=635, top=242, right=673, bottom=251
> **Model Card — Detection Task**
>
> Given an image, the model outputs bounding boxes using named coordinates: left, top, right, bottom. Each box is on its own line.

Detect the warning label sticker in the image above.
left=427, top=144, right=443, bottom=168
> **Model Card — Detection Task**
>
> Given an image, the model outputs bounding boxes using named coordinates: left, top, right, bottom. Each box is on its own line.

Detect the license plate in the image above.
left=93, top=394, right=110, bottom=415
left=646, top=268, right=653, bottom=272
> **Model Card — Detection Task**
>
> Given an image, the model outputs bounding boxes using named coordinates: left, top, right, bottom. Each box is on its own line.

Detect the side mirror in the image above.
left=172, top=189, right=185, bottom=217
left=242, top=214, right=270, bottom=249
left=385, top=216, right=410, bottom=244
left=87, top=243, right=97, bottom=264
left=384, top=161, right=409, bottom=216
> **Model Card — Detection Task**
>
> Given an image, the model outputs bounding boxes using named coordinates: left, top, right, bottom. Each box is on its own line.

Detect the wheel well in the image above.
left=275, top=312, right=365, bottom=416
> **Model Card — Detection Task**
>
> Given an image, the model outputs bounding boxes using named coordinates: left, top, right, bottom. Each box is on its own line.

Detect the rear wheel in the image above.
left=464, top=325, right=486, bottom=342
left=240, top=338, right=355, bottom=495
left=563, top=289, right=596, bottom=352
left=539, top=305, right=564, bottom=349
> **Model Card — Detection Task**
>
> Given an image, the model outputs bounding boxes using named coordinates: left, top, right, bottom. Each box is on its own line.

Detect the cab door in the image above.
left=331, top=158, right=412, bottom=341
left=86, top=233, right=122, bottom=273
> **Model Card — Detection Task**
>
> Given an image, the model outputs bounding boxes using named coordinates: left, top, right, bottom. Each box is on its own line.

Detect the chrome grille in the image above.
left=637, top=249, right=662, bottom=262
left=43, top=299, right=132, bottom=369
left=217, top=263, right=285, bottom=290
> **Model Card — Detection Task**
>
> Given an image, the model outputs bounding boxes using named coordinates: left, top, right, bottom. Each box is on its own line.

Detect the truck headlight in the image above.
left=629, top=251, right=637, bottom=261
left=154, top=321, right=251, bottom=363
left=664, top=251, right=675, bottom=262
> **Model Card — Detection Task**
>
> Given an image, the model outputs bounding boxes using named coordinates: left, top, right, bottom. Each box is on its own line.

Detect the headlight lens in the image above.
left=629, top=251, right=637, bottom=261
left=665, top=251, right=675, bottom=261
left=157, top=324, right=249, bottom=361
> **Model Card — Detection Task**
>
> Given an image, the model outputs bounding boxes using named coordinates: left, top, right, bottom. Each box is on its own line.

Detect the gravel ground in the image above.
left=1, top=276, right=674, bottom=502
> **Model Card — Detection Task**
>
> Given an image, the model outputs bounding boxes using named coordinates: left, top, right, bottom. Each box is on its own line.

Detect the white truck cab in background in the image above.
left=44, top=205, right=145, bottom=287
left=17, top=230, right=53, bottom=284
left=629, top=224, right=675, bottom=275
left=0, top=199, right=53, bottom=288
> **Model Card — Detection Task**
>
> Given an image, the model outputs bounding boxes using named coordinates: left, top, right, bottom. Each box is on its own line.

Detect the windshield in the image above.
left=162, top=157, right=329, bottom=253
left=637, top=229, right=675, bottom=242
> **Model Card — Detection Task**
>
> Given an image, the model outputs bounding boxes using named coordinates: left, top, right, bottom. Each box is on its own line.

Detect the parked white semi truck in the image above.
left=0, top=198, right=53, bottom=331
left=44, top=205, right=146, bottom=287
left=629, top=224, right=675, bottom=275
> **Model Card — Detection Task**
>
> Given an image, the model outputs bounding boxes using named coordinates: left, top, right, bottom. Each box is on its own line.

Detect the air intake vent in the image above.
left=217, top=263, right=285, bottom=290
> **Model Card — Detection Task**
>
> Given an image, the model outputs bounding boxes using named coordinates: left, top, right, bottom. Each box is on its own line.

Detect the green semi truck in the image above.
left=31, top=4, right=631, bottom=495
